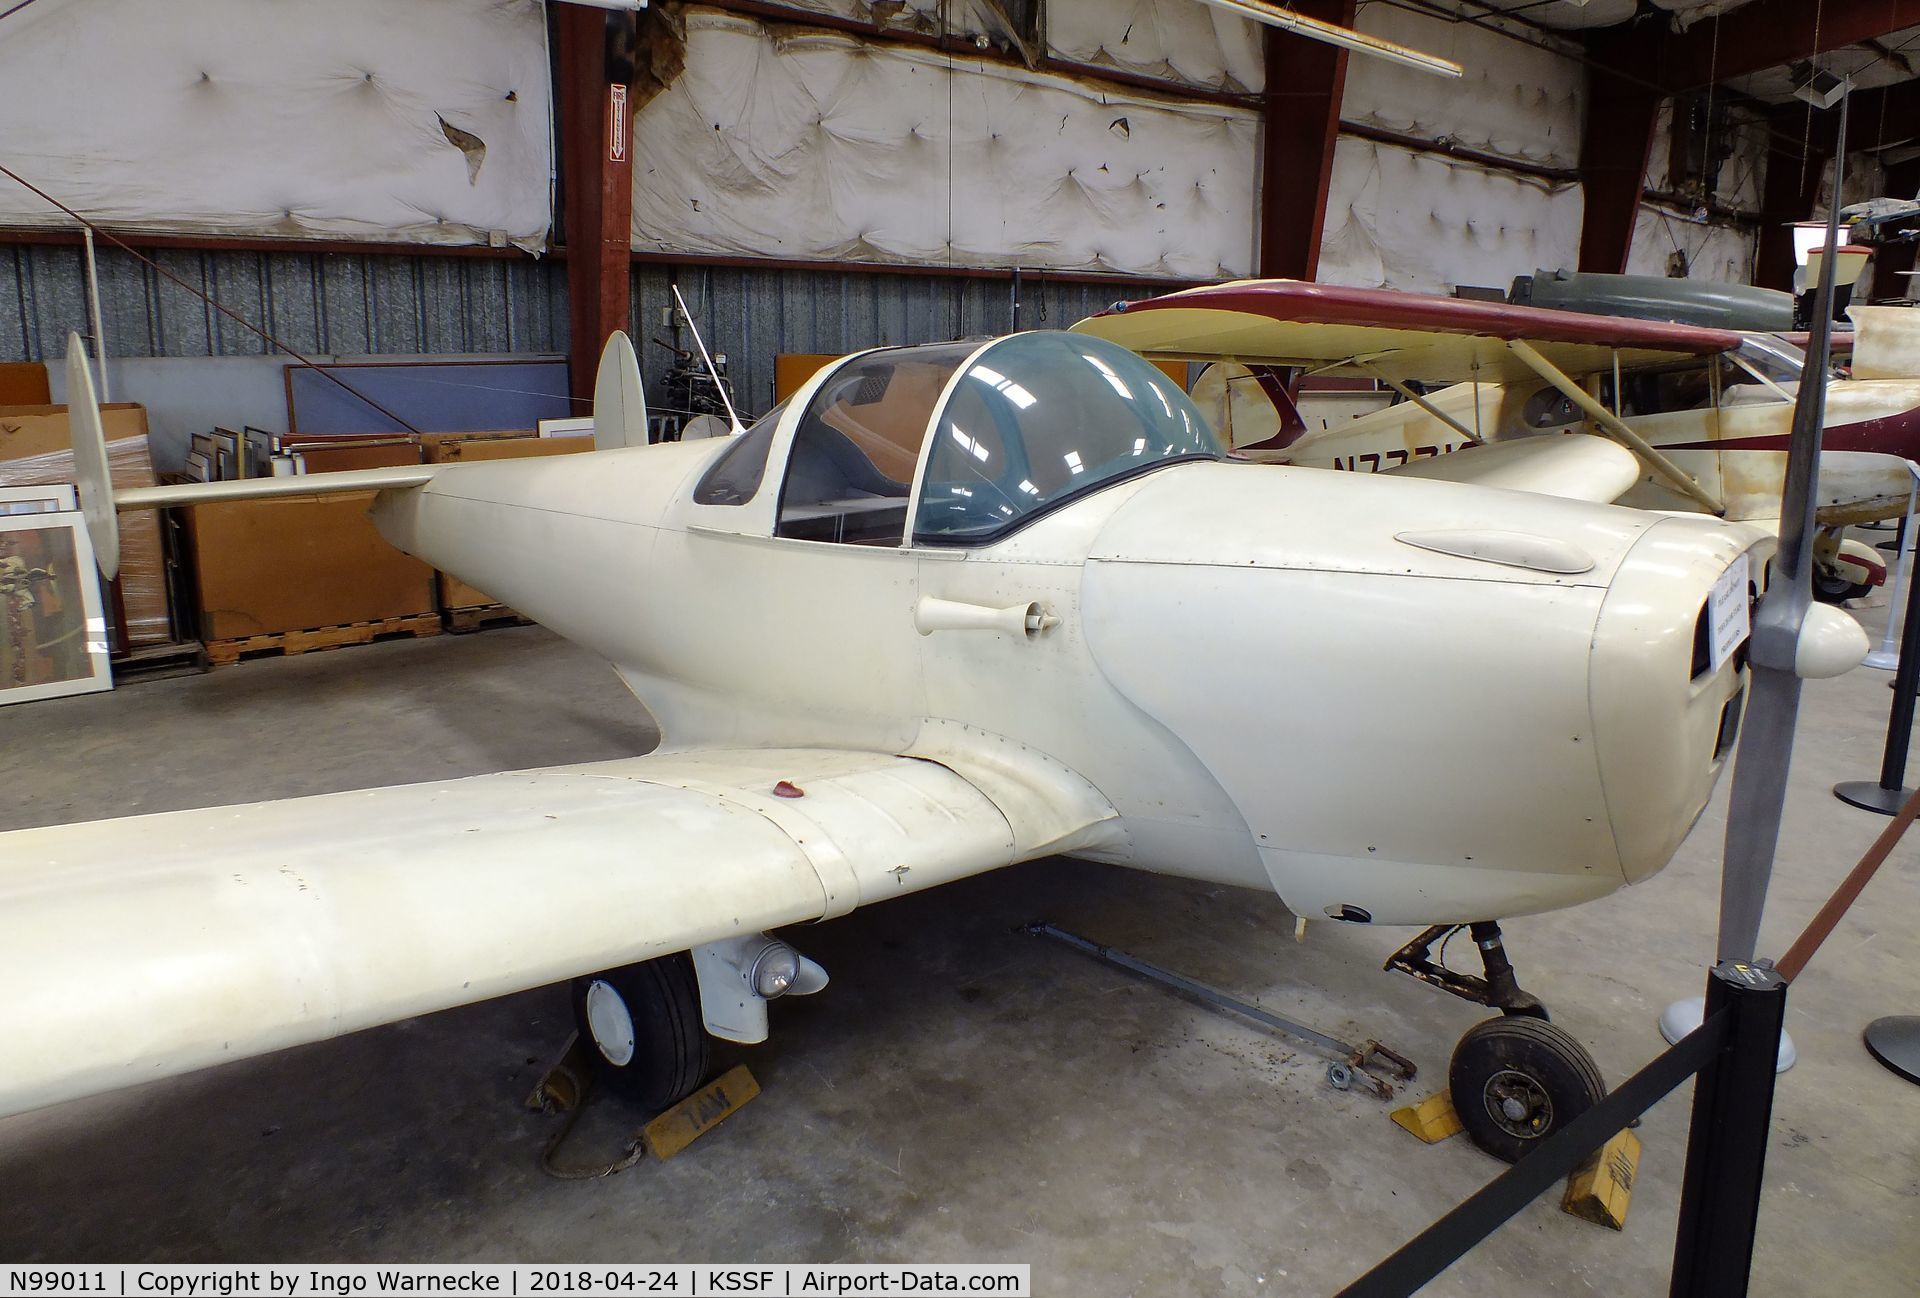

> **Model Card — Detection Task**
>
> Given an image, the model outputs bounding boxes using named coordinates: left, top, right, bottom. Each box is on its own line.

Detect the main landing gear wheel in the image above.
left=1449, top=1015, right=1606, bottom=1164
left=1812, top=567, right=1872, bottom=604
left=571, top=953, right=710, bottom=1111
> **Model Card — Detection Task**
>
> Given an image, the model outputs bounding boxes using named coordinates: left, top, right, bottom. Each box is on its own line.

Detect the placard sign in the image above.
left=1708, top=553, right=1751, bottom=674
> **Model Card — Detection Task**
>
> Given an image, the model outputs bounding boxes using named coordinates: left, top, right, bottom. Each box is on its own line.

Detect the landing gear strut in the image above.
left=1386, top=922, right=1606, bottom=1163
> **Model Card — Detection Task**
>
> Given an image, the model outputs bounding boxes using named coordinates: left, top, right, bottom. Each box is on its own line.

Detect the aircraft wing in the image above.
left=1378, top=435, right=1642, bottom=504
left=1072, top=279, right=1743, bottom=384
left=0, top=744, right=1120, bottom=1119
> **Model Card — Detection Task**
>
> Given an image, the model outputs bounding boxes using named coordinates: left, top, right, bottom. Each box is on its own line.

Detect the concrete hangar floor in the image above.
left=0, top=612, right=1915, bottom=1296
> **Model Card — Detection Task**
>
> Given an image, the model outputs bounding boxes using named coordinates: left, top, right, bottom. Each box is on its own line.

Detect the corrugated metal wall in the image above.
left=0, top=245, right=570, bottom=362
left=635, top=264, right=1151, bottom=420
left=1, top=243, right=1159, bottom=421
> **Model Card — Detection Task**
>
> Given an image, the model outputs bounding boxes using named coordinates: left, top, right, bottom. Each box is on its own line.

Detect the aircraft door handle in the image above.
left=914, top=596, right=1059, bottom=638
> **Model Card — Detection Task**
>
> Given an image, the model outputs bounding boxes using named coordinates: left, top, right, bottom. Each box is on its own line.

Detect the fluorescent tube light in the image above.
left=1195, top=0, right=1464, bottom=78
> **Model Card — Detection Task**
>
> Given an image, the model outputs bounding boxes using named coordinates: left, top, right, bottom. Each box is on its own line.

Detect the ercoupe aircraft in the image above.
left=0, top=326, right=1868, bottom=1163
left=1076, top=281, right=1920, bottom=601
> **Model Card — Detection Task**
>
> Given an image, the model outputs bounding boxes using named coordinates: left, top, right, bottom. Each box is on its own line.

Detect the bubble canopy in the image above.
left=692, top=331, right=1224, bottom=547
left=913, top=332, right=1223, bottom=544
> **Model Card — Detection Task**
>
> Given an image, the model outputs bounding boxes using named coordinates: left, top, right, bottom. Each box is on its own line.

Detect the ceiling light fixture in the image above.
left=1789, top=61, right=1851, bottom=110
left=1194, top=0, right=1465, bottom=79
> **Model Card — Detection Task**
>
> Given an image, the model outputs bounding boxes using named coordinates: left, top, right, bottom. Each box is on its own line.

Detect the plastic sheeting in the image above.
left=1044, top=0, right=1264, bottom=93
left=748, top=0, right=1023, bottom=47
left=631, top=10, right=1260, bottom=278
left=1345, top=4, right=1583, bottom=169
left=1643, top=99, right=1767, bottom=213
left=1652, top=0, right=1763, bottom=29
left=1318, top=138, right=1583, bottom=293
left=0, top=0, right=554, bottom=252
left=1472, top=0, right=1638, bottom=30
left=1625, top=205, right=1756, bottom=283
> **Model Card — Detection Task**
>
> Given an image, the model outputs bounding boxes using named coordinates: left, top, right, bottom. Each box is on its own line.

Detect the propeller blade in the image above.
left=1716, top=94, right=1851, bottom=965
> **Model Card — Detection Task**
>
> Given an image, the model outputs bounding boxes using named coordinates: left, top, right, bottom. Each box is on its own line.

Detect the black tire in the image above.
left=1812, top=571, right=1873, bottom=604
left=1449, top=1015, right=1605, bottom=1164
left=570, top=953, right=710, bottom=1112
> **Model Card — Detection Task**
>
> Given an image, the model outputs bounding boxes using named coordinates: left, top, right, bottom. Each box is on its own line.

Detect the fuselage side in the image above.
left=370, top=377, right=1761, bottom=927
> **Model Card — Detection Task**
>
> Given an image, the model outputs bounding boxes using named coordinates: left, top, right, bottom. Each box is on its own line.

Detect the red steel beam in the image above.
left=1259, top=0, right=1357, bottom=282
left=556, top=6, right=636, bottom=403
left=1754, top=121, right=1832, bottom=290
left=0, top=228, right=531, bottom=259
left=1594, top=0, right=1920, bottom=94
left=1576, top=79, right=1661, bottom=273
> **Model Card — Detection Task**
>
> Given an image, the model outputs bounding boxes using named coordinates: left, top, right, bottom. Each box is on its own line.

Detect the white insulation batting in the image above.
left=0, top=0, right=554, bottom=251
left=748, top=0, right=1023, bottom=47
left=1625, top=206, right=1756, bottom=283
left=1045, top=0, right=1265, bottom=93
left=1319, top=139, right=1583, bottom=294
left=1345, top=5, right=1583, bottom=169
left=631, top=11, right=1261, bottom=278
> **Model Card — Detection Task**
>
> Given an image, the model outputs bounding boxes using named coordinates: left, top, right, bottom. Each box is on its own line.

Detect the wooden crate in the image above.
left=185, top=484, right=437, bottom=644
left=204, top=613, right=440, bottom=666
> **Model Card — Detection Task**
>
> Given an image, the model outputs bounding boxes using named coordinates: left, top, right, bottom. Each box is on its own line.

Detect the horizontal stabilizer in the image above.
left=114, top=465, right=440, bottom=511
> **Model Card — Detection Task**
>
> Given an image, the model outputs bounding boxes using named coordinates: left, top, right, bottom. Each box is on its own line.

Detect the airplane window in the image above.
left=776, top=343, right=976, bottom=546
left=691, top=400, right=788, bottom=506
left=913, top=332, right=1222, bottom=545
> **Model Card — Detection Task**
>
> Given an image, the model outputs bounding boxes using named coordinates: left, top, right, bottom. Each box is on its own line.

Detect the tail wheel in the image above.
left=570, top=953, right=710, bottom=1112
left=1449, top=1015, right=1605, bottom=1164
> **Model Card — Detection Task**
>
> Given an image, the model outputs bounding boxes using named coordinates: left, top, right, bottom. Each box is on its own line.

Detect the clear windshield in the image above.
left=691, top=399, right=788, bottom=506
left=913, top=332, right=1222, bottom=544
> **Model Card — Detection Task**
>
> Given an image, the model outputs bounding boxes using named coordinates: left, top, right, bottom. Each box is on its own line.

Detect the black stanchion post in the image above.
left=1669, top=963, right=1789, bottom=1298
left=1837, top=535, right=1920, bottom=814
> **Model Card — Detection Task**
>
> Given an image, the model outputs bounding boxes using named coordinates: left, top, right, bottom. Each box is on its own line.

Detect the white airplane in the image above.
left=0, top=326, right=1869, bottom=1164
left=1077, top=281, right=1920, bottom=601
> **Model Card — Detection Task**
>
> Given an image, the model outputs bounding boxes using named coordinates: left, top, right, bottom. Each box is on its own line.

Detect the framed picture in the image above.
left=0, top=484, right=78, bottom=516
left=0, top=512, right=111, bottom=705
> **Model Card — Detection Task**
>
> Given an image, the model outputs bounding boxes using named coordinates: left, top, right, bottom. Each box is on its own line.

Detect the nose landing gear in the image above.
left=1386, top=921, right=1607, bottom=1163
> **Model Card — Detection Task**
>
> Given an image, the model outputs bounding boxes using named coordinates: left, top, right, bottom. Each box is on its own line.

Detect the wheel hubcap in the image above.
left=1483, top=1068, right=1553, bottom=1139
left=584, top=979, right=636, bottom=1067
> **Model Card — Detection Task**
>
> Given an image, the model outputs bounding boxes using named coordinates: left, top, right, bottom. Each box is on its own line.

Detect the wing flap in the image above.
left=0, top=746, right=1106, bottom=1117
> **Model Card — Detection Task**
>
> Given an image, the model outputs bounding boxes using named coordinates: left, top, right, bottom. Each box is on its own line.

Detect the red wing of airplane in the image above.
left=1072, top=279, right=1744, bottom=384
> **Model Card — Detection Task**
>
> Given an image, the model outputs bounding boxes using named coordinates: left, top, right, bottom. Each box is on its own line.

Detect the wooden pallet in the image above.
left=205, top=613, right=440, bottom=666
left=444, top=603, right=532, bottom=635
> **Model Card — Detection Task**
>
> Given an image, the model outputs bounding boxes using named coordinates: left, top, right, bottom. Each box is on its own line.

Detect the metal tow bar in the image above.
left=1026, top=921, right=1416, bottom=1100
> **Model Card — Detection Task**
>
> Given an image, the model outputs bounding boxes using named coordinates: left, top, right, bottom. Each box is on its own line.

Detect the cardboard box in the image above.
left=0, top=403, right=171, bottom=646
left=425, top=434, right=592, bottom=609
left=0, top=363, right=50, bottom=406
left=186, top=481, right=436, bottom=641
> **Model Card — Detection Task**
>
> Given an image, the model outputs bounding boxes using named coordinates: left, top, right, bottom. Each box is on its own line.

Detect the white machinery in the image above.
left=0, top=327, right=1868, bottom=1162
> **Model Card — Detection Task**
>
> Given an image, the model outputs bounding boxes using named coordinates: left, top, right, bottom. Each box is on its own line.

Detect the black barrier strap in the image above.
left=1336, top=1008, right=1732, bottom=1298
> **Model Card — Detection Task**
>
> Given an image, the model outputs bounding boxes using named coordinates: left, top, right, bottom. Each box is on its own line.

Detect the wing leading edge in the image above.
left=0, top=745, right=1120, bottom=1119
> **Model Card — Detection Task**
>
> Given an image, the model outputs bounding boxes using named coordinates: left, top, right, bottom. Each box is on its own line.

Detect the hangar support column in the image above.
left=1258, top=0, right=1356, bottom=283
left=1575, top=53, right=1659, bottom=275
left=557, top=6, right=637, bottom=404
left=1754, top=115, right=1834, bottom=292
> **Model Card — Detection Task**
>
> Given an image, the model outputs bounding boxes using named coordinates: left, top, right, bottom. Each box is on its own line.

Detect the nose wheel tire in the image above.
left=1449, top=1015, right=1605, bottom=1164
left=570, top=953, right=710, bottom=1112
